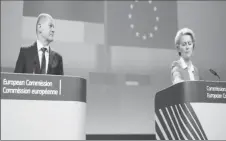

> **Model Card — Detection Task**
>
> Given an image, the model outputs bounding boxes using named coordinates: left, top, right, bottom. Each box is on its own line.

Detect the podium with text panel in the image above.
left=155, top=81, right=226, bottom=140
left=1, top=72, right=86, bottom=140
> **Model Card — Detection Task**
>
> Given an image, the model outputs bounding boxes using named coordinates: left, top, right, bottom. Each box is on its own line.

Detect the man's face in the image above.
left=39, top=17, right=55, bottom=42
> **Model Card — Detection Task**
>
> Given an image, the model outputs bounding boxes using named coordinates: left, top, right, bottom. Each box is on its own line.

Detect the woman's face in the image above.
left=178, top=34, right=194, bottom=60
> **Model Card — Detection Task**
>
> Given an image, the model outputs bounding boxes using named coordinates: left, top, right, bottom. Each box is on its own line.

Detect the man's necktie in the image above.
left=40, top=47, right=47, bottom=74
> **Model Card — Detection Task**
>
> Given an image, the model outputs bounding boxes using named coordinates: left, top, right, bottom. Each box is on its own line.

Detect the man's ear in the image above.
left=37, top=24, right=42, bottom=33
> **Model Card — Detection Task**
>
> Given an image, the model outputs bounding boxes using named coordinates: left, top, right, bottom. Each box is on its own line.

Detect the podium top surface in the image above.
left=155, top=81, right=226, bottom=109
left=1, top=72, right=87, bottom=102
left=1, top=72, right=87, bottom=79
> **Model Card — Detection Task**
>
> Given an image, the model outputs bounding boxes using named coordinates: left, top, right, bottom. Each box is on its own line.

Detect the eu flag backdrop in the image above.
left=23, top=1, right=104, bottom=23
left=106, top=1, right=178, bottom=49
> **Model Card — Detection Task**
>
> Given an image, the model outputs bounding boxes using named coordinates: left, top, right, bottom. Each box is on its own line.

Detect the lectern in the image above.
left=155, top=81, right=226, bottom=140
left=1, top=72, right=86, bottom=140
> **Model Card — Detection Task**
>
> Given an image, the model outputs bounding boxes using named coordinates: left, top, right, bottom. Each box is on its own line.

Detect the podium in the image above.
left=155, top=81, right=226, bottom=140
left=1, top=72, right=86, bottom=140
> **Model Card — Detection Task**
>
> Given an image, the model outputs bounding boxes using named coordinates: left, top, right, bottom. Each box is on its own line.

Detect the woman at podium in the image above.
left=171, top=28, right=200, bottom=84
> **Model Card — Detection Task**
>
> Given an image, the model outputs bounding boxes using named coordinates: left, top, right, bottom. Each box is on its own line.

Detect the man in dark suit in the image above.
left=14, top=13, right=64, bottom=75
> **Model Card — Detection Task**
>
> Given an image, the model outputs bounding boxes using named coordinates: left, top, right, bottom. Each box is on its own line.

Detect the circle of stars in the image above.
left=128, top=0, right=160, bottom=40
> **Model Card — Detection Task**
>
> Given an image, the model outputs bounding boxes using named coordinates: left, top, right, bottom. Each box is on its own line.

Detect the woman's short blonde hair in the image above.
left=175, top=27, right=195, bottom=46
left=174, top=28, right=195, bottom=56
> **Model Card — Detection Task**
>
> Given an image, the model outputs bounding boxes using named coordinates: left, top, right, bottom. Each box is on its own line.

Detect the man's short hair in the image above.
left=36, top=13, right=53, bottom=34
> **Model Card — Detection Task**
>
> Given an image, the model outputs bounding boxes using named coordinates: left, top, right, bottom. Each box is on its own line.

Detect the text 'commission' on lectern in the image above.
left=155, top=81, right=226, bottom=140
left=1, top=72, right=86, bottom=140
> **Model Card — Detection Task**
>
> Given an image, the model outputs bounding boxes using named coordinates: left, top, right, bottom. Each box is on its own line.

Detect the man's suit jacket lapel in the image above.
left=31, top=42, right=41, bottom=74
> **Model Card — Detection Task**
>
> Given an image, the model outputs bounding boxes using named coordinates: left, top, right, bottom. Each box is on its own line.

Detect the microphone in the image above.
left=209, top=69, right=220, bottom=80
